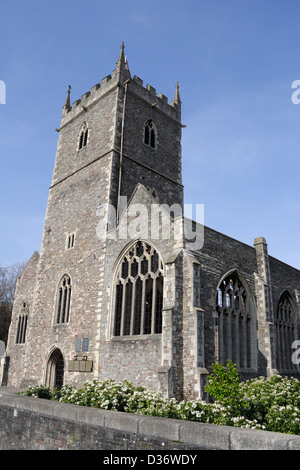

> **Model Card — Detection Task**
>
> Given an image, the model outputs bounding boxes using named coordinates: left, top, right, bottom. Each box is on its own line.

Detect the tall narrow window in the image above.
left=16, top=302, right=28, bottom=344
left=56, top=274, right=72, bottom=324
left=67, top=233, right=75, bottom=249
left=274, top=291, right=296, bottom=372
left=215, top=272, right=252, bottom=370
left=144, top=120, right=157, bottom=149
left=113, top=241, right=164, bottom=336
left=78, top=122, right=88, bottom=150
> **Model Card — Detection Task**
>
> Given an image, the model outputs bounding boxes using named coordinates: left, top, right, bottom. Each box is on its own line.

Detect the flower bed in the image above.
left=19, top=361, right=300, bottom=435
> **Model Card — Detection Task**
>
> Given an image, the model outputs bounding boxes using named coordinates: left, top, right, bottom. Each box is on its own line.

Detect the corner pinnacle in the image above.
left=116, top=42, right=125, bottom=68
left=63, top=85, right=71, bottom=111
left=174, top=82, right=181, bottom=104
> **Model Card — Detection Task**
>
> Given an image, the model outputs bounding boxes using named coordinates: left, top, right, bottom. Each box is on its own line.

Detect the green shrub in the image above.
left=19, top=383, right=53, bottom=400
left=204, top=360, right=246, bottom=416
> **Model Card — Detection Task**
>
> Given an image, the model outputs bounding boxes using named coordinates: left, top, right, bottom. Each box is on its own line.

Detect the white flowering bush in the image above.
left=205, top=361, right=300, bottom=433
left=239, top=374, right=300, bottom=434
left=19, top=361, right=300, bottom=435
left=55, top=379, right=146, bottom=411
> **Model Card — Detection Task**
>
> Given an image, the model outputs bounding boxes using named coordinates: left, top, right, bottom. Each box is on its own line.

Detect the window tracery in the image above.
left=275, top=291, right=297, bottom=371
left=56, top=274, right=71, bottom=324
left=16, top=302, right=28, bottom=344
left=78, top=122, right=88, bottom=150
left=113, top=241, right=164, bottom=337
left=144, top=120, right=157, bottom=149
left=215, top=272, right=252, bottom=369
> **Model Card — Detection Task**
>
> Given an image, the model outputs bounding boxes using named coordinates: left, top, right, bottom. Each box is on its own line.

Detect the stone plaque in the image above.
left=82, top=338, right=89, bottom=352
left=68, top=359, right=93, bottom=372
left=75, top=338, right=81, bottom=352
left=0, top=340, right=5, bottom=357
left=85, top=360, right=93, bottom=372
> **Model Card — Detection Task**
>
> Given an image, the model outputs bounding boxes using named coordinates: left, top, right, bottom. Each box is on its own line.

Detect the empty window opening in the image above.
left=16, top=302, right=28, bottom=344
left=56, top=274, right=72, bottom=324
left=113, top=241, right=164, bottom=337
left=215, top=272, right=252, bottom=370
left=144, top=120, right=157, bottom=149
left=67, top=233, right=75, bottom=249
left=78, top=123, right=88, bottom=150
left=274, top=291, right=297, bottom=372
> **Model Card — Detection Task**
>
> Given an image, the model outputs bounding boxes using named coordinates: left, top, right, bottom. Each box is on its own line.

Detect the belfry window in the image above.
left=274, top=291, right=297, bottom=372
left=78, top=123, right=88, bottom=150
left=56, top=274, right=71, bottom=324
left=113, top=241, right=164, bottom=337
left=144, top=120, right=157, bottom=149
left=16, top=302, right=28, bottom=344
left=215, top=272, right=252, bottom=370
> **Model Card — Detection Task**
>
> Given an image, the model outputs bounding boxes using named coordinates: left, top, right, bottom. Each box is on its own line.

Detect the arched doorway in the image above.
left=45, top=348, right=64, bottom=390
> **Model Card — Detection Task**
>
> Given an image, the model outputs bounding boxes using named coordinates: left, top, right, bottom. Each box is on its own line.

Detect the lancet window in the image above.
left=215, top=272, right=252, bottom=369
left=144, top=120, right=157, bottom=149
left=274, top=291, right=297, bottom=372
left=113, top=241, right=164, bottom=337
left=56, top=274, right=71, bottom=324
left=78, top=122, right=88, bottom=150
left=16, top=302, right=28, bottom=344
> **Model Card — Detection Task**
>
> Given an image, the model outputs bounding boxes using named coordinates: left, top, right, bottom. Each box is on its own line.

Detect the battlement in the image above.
left=129, top=75, right=181, bottom=121
left=60, top=44, right=181, bottom=128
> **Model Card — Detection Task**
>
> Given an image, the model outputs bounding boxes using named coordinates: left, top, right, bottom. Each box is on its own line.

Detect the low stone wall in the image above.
left=0, top=387, right=300, bottom=451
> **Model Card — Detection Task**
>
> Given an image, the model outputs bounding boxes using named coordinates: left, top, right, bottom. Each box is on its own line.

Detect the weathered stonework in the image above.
left=4, top=44, right=300, bottom=401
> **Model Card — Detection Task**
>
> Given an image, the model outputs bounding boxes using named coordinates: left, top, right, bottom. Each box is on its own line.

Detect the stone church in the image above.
left=3, top=44, right=300, bottom=400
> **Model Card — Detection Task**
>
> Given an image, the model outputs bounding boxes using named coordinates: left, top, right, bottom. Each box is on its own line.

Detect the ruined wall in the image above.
left=6, top=252, right=40, bottom=386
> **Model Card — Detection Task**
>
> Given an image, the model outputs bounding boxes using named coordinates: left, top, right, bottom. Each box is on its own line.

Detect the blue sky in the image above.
left=0, top=0, right=300, bottom=269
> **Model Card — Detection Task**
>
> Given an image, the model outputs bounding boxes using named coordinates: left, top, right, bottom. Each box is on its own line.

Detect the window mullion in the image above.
left=59, top=286, right=66, bottom=324
left=151, top=277, right=157, bottom=334
left=65, top=287, right=71, bottom=323
left=22, top=315, right=28, bottom=343
left=120, top=282, right=126, bottom=336
left=16, top=316, right=21, bottom=344
left=140, top=277, right=146, bottom=335
left=130, top=280, right=136, bottom=336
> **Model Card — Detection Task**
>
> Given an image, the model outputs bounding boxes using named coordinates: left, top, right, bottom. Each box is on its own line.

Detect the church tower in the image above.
left=5, top=44, right=184, bottom=392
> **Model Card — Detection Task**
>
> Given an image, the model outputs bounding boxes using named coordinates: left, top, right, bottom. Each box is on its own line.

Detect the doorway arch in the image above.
left=45, top=348, right=64, bottom=390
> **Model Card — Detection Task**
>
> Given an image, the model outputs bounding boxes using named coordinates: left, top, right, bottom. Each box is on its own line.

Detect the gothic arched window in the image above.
left=274, top=291, right=297, bottom=372
left=16, top=302, right=28, bottom=344
left=215, top=271, right=252, bottom=370
left=113, top=241, right=164, bottom=336
left=56, top=274, right=72, bottom=324
left=144, top=120, right=157, bottom=149
left=78, top=122, right=88, bottom=150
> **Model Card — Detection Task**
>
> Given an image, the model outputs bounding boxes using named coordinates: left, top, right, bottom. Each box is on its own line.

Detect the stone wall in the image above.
left=5, top=252, right=40, bottom=386
left=0, top=388, right=300, bottom=451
